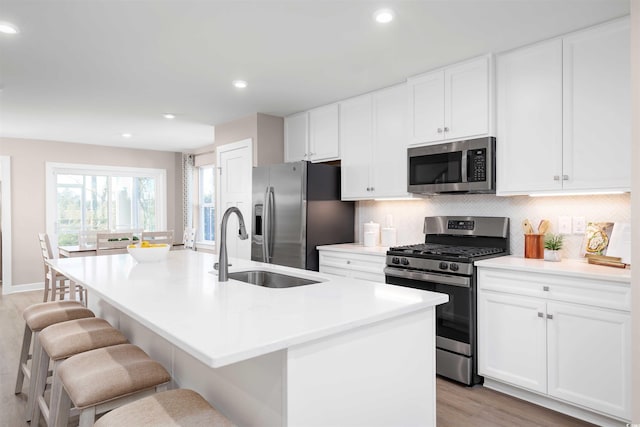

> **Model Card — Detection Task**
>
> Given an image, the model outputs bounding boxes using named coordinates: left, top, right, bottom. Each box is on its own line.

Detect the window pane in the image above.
left=203, top=206, right=215, bottom=241
left=200, top=166, right=215, bottom=242
left=135, top=177, right=156, bottom=231
left=111, top=177, right=134, bottom=230
left=202, top=167, right=215, bottom=204
left=56, top=184, right=82, bottom=245
left=84, top=176, right=109, bottom=231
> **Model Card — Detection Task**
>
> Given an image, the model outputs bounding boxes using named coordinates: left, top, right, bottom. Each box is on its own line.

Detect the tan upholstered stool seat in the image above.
left=58, top=343, right=171, bottom=409
left=31, top=318, right=130, bottom=425
left=23, top=301, right=94, bottom=332
left=94, top=389, right=236, bottom=427
left=39, top=318, right=128, bottom=360
left=16, top=301, right=94, bottom=422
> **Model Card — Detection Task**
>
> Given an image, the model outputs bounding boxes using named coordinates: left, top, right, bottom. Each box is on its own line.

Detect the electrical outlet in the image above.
left=558, top=216, right=572, bottom=234
left=573, top=216, right=586, bottom=234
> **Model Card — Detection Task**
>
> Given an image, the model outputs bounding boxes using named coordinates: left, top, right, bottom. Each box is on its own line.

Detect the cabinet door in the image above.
left=372, top=84, right=410, bottom=198
left=496, top=39, right=563, bottom=194
left=547, top=302, right=631, bottom=419
left=478, top=292, right=547, bottom=394
left=444, top=56, right=490, bottom=141
left=284, top=112, right=309, bottom=162
left=340, top=95, right=373, bottom=200
left=562, top=18, right=630, bottom=191
left=309, top=104, right=340, bottom=162
left=407, top=70, right=444, bottom=145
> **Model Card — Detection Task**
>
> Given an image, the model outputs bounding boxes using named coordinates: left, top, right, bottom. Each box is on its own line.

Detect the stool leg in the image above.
left=52, top=378, right=71, bottom=427
left=31, top=343, right=51, bottom=426
left=14, top=325, right=31, bottom=394
left=25, top=331, right=42, bottom=422
left=79, top=406, right=96, bottom=427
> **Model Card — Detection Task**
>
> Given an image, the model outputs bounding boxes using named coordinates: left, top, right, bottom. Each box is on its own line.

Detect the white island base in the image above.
left=94, top=297, right=436, bottom=427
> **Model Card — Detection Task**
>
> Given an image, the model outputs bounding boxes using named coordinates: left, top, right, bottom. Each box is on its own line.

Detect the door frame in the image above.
left=1, top=156, right=13, bottom=294
left=215, top=138, right=253, bottom=256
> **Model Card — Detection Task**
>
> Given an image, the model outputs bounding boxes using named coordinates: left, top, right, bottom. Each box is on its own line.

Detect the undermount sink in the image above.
left=227, top=270, right=321, bottom=288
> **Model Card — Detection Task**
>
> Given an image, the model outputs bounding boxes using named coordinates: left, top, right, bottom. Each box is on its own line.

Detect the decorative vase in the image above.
left=544, top=249, right=561, bottom=262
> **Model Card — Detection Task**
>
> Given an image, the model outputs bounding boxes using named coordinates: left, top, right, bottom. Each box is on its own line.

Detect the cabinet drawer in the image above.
left=478, top=268, right=630, bottom=311
left=319, top=251, right=386, bottom=283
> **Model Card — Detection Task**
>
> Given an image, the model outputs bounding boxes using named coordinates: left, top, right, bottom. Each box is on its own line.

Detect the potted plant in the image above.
left=544, top=233, right=563, bottom=262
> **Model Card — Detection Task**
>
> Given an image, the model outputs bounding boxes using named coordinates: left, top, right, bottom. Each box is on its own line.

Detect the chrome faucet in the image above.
left=217, top=206, right=248, bottom=282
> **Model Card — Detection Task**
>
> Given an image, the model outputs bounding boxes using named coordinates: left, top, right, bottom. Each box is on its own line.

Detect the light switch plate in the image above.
left=573, top=216, right=586, bottom=234
left=558, top=216, right=572, bottom=234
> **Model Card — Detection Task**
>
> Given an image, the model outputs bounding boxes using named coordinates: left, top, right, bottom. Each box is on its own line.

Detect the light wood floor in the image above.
left=1, top=289, right=595, bottom=427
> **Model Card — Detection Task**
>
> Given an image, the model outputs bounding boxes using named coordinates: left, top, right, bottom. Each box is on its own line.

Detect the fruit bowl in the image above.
left=127, top=243, right=170, bottom=263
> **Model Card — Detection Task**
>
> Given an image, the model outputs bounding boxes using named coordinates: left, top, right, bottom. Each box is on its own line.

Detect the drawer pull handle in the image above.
left=537, top=312, right=544, bottom=318
left=543, top=286, right=550, bottom=291
left=546, top=314, right=554, bottom=320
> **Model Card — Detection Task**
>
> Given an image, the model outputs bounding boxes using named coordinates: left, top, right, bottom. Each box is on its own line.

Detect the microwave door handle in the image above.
left=461, top=150, right=469, bottom=183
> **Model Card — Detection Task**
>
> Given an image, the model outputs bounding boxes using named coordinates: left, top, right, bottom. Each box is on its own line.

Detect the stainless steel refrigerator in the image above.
left=252, top=161, right=354, bottom=271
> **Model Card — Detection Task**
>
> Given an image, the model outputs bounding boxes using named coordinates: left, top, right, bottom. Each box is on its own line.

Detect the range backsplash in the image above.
left=356, top=194, right=631, bottom=260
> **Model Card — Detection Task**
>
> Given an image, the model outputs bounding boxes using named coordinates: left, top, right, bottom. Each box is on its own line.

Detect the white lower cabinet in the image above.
left=478, top=267, right=631, bottom=422
left=318, top=248, right=386, bottom=283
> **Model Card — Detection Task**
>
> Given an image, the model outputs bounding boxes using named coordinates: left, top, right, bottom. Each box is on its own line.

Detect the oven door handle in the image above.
left=384, top=267, right=471, bottom=288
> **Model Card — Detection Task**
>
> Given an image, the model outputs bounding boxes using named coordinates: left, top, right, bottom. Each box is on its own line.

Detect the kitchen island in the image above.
left=48, top=250, right=448, bottom=427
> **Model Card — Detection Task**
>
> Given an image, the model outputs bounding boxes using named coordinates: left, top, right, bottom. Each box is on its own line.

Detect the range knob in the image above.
left=449, top=263, right=459, bottom=272
left=401, top=258, right=410, bottom=266
left=439, top=262, right=449, bottom=270
left=392, top=257, right=400, bottom=265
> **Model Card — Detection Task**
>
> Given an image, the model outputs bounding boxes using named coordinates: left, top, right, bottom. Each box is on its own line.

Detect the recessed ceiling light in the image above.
left=0, top=22, right=19, bottom=34
left=374, top=9, right=394, bottom=24
left=232, top=80, right=248, bottom=89
left=121, top=133, right=132, bottom=138
left=163, top=113, right=176, bottom=119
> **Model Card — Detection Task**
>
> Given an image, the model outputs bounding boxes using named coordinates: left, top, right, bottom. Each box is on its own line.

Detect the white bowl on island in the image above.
left=127, top=243, right=170, bottom=263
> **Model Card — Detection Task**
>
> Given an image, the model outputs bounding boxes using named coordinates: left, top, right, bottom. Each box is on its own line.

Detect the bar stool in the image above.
left=52, top=343, right=171, bottom=427
left=31, top=317, right=129, bottom=425
left=15, top=301, right=94, bottom=422
left=94, top=388, right=235, bottom=426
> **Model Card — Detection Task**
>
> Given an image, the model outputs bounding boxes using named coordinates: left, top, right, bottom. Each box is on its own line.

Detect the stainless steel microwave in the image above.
left=407, top=137, right=496, bottom=195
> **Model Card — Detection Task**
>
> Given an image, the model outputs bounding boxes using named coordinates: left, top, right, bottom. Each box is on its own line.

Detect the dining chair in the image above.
left=141, top=230, right=174, bottom=246
left=183, top=228, right=196, bottom=250
left=37, top=233, right=86, bottom=303
left=96, top=232, right=134, bottom=255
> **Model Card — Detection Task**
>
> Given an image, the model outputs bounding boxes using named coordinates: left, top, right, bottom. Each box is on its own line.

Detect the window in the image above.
left=46, top=163, right=166, bottom=245
left=199, top=165, right=215, bottom=242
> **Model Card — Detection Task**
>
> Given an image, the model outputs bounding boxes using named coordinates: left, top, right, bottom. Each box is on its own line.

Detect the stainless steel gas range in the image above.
left=384, top=216, right=510, bottom=386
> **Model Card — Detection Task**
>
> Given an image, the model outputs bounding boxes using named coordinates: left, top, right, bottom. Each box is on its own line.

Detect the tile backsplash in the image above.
left=356, top=193, right=631, bottom=260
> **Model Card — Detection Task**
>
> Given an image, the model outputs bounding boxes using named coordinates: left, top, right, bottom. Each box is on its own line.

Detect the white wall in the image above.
left=356, top=193, right=630, bottom=260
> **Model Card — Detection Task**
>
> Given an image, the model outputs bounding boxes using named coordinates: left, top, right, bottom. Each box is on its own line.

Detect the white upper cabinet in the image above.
left=284, top=112, right=309, bottom=162
left=285, top=104, right=340, bottom=163
left=562, top=19, right=631, bottom=191
left=408, top=55, right=493, bottom=145
left=497, top=39, right=563, bottom=193
left=497, top=17, right=630, bottom=195
left=341, top=84, right=411, bottom=200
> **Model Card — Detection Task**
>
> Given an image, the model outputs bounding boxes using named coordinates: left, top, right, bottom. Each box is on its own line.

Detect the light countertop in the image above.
left=316, top=243, right=389, bottom=256
left=475, top=255, right=631, bottom=283
left=48, top=251, right=447, bottom=368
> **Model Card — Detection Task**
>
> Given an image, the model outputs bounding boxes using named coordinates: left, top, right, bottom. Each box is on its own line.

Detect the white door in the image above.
left=496, top=38, right=563, bottom=194
left=372, top=84, right=409, bottom=198
left=477, top=292, right=547, bottom=393
left=339, top=94, right=373, bottom=200
left=284, top=112, right=308, bottom=162
left=444, top=56, right=490, bottom=141
left=562, top=18, right=631, bottom=191
left=216, top=139, right=252, bottom=260
left=407, top=70, right=444, bottom=145
left=308, top=103, right=340, bottom=162
left=547, top=301, right=631, bottom=419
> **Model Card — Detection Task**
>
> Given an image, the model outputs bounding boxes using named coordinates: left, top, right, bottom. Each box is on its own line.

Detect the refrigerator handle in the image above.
left=267, top=187, right=275, bottom=262
left=262, top=186, right=270, bottom=263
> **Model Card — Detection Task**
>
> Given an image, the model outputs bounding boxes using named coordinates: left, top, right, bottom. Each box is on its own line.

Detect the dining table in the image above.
left=58, top=243, right=184, bottom=258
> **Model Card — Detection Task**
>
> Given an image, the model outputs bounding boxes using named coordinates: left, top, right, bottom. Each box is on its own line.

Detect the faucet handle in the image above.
left=213, top=262, right=232, bottom=271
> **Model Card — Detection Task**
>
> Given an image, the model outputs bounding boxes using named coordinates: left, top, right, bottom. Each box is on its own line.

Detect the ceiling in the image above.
left=0, top=0, right=630, bottom=153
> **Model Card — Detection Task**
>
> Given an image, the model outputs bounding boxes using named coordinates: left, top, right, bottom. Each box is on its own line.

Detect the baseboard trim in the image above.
left=483, top=378, right=629, bottom=427
left=3, top=282, right=43, bottom=295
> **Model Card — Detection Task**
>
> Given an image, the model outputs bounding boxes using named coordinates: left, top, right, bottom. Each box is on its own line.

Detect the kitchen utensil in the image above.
left=522, top=219, right=535, bottom=234
left=538, top=219, right=551, bottom=234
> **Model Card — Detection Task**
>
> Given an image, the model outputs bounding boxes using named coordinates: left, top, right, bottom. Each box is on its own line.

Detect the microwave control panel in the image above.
left=467, top=149, right=486, bottom=182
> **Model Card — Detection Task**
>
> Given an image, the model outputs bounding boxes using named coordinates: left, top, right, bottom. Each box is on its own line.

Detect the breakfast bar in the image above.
left=47, top=250, right=448, bottom=427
